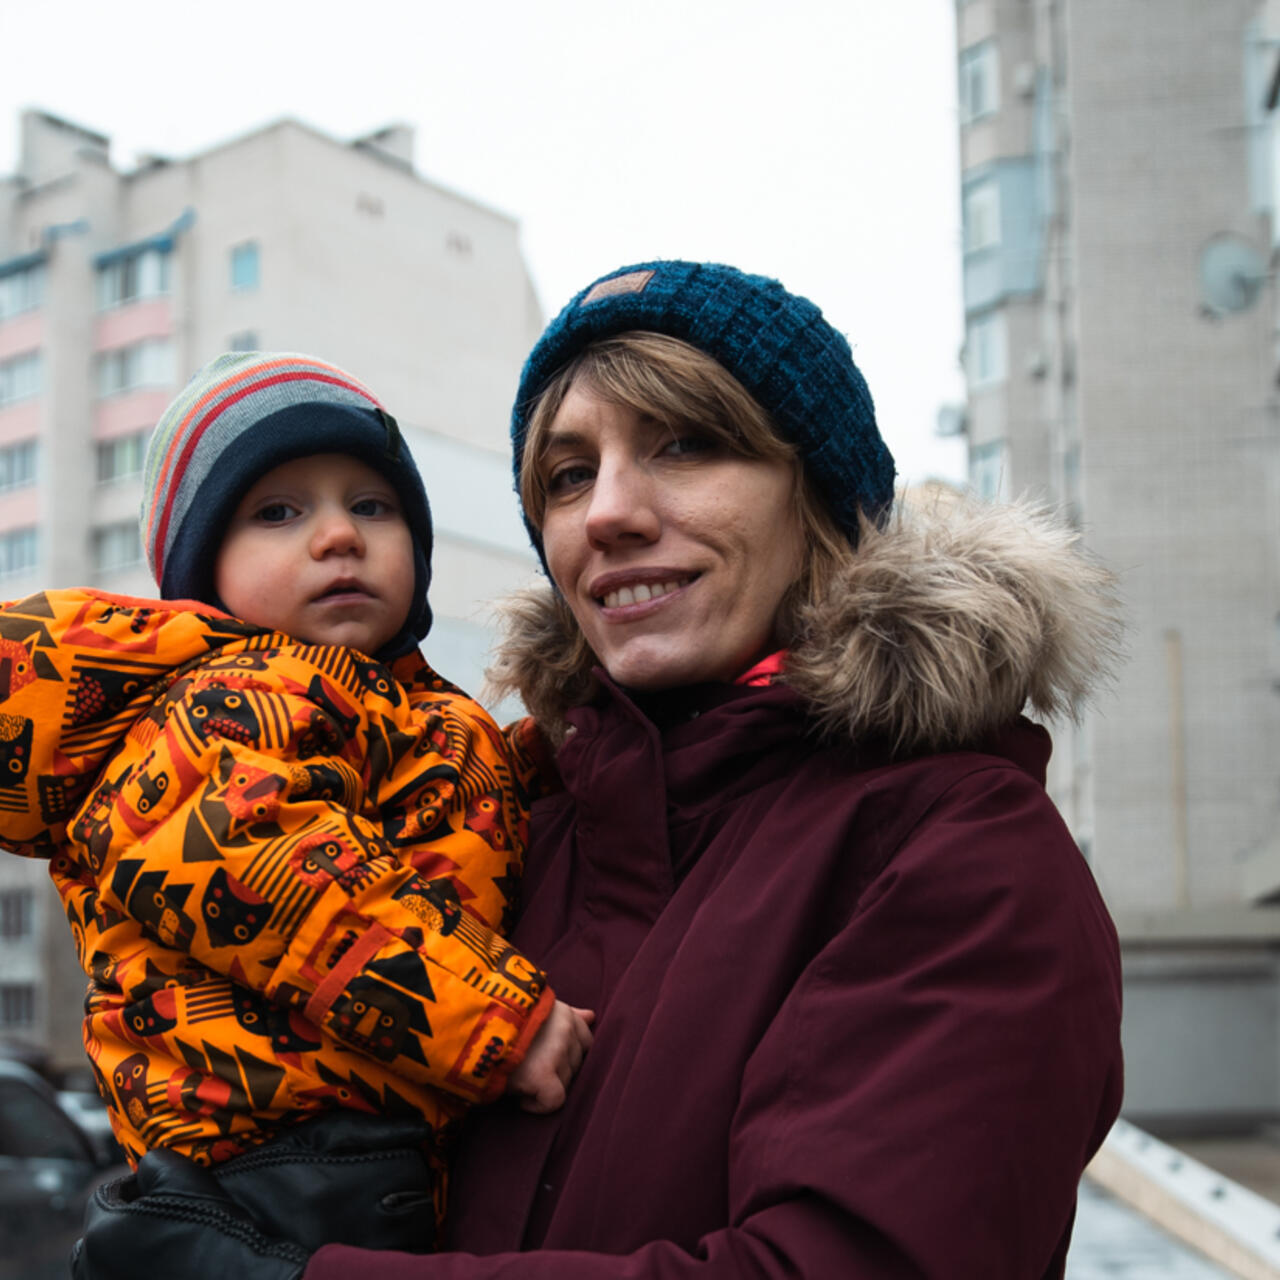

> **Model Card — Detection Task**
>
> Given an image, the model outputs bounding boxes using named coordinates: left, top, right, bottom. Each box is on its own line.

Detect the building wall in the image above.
left=1122, top=944, right=1280, bottom=1131
left=955, top=0, right=1280, bottom=1127
left=1063, top=0, right=1277, bottom=912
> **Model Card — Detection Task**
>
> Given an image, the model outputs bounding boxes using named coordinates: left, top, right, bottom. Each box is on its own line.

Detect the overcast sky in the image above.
left=0, top=0, right=968, bottom=485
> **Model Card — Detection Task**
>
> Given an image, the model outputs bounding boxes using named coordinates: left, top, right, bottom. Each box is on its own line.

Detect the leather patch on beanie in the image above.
left=581, top=270, right=655, bottom=306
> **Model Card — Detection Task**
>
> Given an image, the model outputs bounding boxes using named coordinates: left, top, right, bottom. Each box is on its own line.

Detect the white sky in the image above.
left=0, top=0, right=968, bottom=485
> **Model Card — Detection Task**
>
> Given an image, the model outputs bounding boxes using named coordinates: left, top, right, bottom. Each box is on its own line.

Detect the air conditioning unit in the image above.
left=1014, top=63, right=1037, bottom=99
left=935, top=404, right=970, bottom=438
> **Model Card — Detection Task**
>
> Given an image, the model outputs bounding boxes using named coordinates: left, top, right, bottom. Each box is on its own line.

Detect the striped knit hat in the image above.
left=141, top=352, right=433, bottom=655
left=512, top=260, right=895, bottom=565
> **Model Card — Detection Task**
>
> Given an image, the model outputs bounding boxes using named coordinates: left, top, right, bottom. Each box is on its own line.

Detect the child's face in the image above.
left=215, top=453, right=416, bottom=655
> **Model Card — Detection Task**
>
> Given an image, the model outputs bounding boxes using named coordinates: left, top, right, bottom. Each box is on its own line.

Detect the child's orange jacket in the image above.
left=0, top=589, right=550, bottom=1176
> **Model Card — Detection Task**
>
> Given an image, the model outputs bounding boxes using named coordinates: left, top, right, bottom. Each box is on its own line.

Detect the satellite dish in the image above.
left=1199, top=234, right=1269, bottom=315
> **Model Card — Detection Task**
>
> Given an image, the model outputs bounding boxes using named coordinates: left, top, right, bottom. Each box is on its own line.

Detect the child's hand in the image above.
left=505, top=1001, right=594, bottom=1114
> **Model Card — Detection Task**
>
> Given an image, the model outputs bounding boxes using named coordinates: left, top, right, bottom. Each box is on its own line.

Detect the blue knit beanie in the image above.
left=511, top=260, right=895, bottom=563
left=142, top=352, right=433, bottom=658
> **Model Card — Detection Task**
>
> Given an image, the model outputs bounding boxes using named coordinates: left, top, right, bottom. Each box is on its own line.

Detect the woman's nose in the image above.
left=583, top=460, right=661, bottom=547
left=310, top=507, right=364, bottom=557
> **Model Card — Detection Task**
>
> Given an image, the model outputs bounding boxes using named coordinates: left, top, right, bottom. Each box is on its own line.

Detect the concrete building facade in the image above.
left=953, top=0, right=1280, bottom=1129
left=0, top=110, right=541, bottom=1075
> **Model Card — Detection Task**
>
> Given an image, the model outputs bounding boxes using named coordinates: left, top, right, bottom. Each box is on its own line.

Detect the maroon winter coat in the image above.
left=306, top=500, right=1124, bottom=1278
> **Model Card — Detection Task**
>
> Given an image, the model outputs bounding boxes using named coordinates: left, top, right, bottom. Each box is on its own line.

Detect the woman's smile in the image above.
left=595, top=574, right=695, bottom=611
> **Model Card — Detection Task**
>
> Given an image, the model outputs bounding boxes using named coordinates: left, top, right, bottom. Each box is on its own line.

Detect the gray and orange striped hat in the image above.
left=140, top=352, right=433, bottom=656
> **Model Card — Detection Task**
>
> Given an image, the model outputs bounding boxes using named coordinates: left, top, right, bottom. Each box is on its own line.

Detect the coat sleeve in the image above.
left=88, top=659, right=551, bottom=1105
left=0, top=589, right=238, bottom=853
left=303, top=764, right=1122, bottom=1278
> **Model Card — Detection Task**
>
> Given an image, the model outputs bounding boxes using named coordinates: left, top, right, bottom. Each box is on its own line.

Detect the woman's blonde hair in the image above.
left=518, top=331, right=854, bottom=649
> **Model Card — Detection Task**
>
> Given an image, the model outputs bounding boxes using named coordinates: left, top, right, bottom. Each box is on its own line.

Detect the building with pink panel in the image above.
left=0, top=109, right=543, bottom=1076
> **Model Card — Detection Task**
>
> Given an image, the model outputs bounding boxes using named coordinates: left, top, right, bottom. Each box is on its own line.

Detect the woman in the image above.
left=74, top=261, right=1123, bottom=1278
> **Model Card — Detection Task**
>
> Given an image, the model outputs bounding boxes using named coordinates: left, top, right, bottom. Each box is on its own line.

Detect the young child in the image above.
left=0, top=352, right=590, bottom=1251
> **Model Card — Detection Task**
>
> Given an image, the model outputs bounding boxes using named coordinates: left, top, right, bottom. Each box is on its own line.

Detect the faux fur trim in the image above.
left=486, top=587, right=600, bottom=745
left=487, top=496, right=1124, bottom=754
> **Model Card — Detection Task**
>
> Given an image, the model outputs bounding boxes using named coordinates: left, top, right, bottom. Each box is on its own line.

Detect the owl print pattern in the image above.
left=0, top=589, right=548, bottom=1223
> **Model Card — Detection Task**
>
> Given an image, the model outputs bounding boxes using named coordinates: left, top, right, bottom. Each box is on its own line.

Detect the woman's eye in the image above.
left=546, top=464, right=594, bottom=495
left=663, top=433, right=714, bottom=458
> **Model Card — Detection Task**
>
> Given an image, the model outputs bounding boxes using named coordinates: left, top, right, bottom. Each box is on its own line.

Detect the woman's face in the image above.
left=539, top=382, right=805, bottom=690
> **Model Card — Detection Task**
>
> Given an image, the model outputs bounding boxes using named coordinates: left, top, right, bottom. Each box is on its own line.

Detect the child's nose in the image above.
left=311, top=508, right=364, bottom=557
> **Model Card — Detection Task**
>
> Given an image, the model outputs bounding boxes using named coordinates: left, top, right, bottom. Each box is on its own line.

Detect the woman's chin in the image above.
left=600, top=641, right=749, bottom=692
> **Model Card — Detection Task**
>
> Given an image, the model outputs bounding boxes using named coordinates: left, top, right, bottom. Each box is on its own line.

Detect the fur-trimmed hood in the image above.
left=488, top=496, right=1124, bottom=754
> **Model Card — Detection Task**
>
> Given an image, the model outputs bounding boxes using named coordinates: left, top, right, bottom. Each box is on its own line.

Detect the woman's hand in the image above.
left=505, top=1000, right=595, bottom=1114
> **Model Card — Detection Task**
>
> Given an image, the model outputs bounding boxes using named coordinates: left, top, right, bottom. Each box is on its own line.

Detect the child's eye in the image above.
left=351, top=497, right=397, bottom=518
left=255, top=502, right=298, bottom=524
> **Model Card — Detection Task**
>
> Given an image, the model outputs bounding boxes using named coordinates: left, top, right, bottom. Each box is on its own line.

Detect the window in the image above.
left=96, top=430, right=149, bottom=483
left=227, top=330, right=259, bottom=353
left=965, top=311, right=1008, bottom=388
left=0, top=984, right=35, bottom=1027
left=0, top=351, right=40, bottom=407
left=970, top=438, right=1011, bottom=502
left=0, top=528, right=38, bottom=578
left=0, top=262, right=44, bottom=322
left=963, top=181, right=1002, bottom=253
left=97, top=339, right=175, bottom=397
left=230, top=241, right=260, bottom=291
left=959, top=41, right=1000, bottom=124
left=0, top=889, right=32, bottom=940
left=0, top=440, right=36, bottom=492
left=96, top=247, right=171, bottom=309
left=92, top=521, right=143, bottom=574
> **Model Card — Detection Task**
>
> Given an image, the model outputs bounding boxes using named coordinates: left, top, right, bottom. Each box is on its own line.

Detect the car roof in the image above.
left=0, top=1056, right=60, bottom=1097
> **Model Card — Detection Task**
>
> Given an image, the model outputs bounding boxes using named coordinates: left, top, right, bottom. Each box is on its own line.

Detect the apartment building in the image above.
left=0, top=109, right=542, bottom=1074
left=953, top=0, right=1280, bottom=1129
